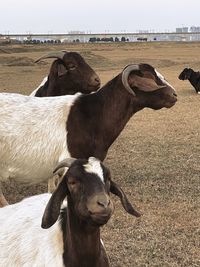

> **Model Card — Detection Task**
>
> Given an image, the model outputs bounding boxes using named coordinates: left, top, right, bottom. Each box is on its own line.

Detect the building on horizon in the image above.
left=190, top=26, right=200, bottom=32
left=176, top=27, right=189, bottom=33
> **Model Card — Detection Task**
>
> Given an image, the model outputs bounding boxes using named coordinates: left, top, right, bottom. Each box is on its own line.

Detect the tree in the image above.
left=89, top=37, right=97, bottom=42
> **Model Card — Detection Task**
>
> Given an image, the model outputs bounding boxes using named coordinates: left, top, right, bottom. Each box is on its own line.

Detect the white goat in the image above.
left=0, top=63, right=177, bottom=206
left=0, top=193, right=63, bottom=267
left=0, top=157, right=139, bottom=267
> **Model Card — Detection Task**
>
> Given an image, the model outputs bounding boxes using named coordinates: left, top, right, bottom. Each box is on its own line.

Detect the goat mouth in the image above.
left=88, top=84, right=101, bottom=90
left=178, top=75, right=185, bottom=80
left=165, top=99, right=177, bottom=108
left=90, top=213, right=111, bottom=225
left=172, top=96, right=178, bottom=102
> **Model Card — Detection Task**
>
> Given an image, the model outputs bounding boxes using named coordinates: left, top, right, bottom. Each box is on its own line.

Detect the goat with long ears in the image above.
left=0, top=157, right=140, bottom=267
left=0, top=63, right=177, bottom=206
left=31, top=50, right=100, bottom=96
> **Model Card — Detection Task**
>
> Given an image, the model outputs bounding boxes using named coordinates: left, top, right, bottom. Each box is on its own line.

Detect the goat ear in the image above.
left=50, top=61, right=68, bottom=78
left=110, top=180, right=141, bottom=217
left=41, top=177, right=69, bottom=229
left=129, top=74, right=166, bottom=92
left=57, top=63, right=68, bottom=77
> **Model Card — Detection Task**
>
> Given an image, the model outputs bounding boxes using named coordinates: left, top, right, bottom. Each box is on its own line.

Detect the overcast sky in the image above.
left=0, top=0, right=200, bottom=34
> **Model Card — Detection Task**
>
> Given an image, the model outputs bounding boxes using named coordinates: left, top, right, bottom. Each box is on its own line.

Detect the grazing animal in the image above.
left=178, top=68, right=200, bottom=94
left=31, top=51, right=100, bottom=96
left=0, top=63, right=177, bottom=206
left=0, top=157, right=139, bottom=267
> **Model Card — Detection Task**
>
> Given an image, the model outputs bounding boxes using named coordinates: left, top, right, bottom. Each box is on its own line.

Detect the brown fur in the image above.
left=42, top=158, right=140, bottom=267
left=178, top=68, right=200, bottom=93
left=67, top=64, right=177, bottom=161
left=35, top=52, right=100, bottom=97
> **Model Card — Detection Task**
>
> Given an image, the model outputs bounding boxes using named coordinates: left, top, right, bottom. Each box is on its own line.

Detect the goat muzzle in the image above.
left=87, top=193, right=114, bottom=224
left=88, top=75, right=101, bottom=90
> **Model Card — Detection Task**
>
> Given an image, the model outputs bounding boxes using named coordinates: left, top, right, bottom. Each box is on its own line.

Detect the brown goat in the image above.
left=67, top=63, right=177, bottom=161
left=42, top=157, right=139, bottom=267
left=49, top=63, right=177, bottom=193
left=31, top=51, right=100, bottom=96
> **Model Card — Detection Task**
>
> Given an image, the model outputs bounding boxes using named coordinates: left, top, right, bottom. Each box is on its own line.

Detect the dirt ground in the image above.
left=0, top=42, right=200, bottom=267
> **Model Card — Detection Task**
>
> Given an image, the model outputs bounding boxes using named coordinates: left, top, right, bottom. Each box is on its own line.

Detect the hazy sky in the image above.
left=0, top=0, right=200, bottom=34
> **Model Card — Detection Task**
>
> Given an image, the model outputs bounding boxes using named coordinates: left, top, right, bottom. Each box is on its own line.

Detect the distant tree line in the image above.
left=88, top=36, right=129, bottom=42
left=0, top=36, right=154, bottom=45
left=23, top=39, right=61, bottom=44
left=137, top=37, right=148, bottom=41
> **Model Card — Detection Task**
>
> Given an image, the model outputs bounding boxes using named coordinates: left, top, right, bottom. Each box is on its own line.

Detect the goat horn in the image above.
left=122, top=64, right=140, bottom=96
left=53, top=158, right=76, bottom=174
left=35, top=50, right=68, bottom=63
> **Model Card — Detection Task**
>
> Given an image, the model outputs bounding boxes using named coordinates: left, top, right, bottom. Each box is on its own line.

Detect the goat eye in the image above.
left=68, top=177, right=79, bottom=187
left=68, top=181, right=78, bottom=186
left=68, top=64, right=76, bottom=71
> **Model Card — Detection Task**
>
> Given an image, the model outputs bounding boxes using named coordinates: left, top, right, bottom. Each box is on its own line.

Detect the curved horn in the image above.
left=35, top=50, right=68, bottom=63
left=122, top=64, right=140, bottom=96
left=53, top=158, right=76, bottom=174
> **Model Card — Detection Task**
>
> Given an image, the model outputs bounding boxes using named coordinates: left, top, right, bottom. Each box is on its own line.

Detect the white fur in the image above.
left=0, top=194, right=65, bottom=267
left=0, top=93, right=79, bottom=184
left=84, top=157, right=104, bottom=183
left=155, top=70, right=176, bottom=91
left=30, top=76, right=48, bottom=96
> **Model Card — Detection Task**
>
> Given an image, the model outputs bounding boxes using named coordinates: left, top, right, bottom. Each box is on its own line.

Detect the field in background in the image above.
left=0, top=42, right=200, bottom=267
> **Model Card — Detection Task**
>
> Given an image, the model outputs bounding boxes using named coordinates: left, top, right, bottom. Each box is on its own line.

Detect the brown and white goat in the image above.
left=31, top=51, right=100, bottom=96
left=0, top=157, right=139, bottom=267
left=0, top=63, right=177, bottom=206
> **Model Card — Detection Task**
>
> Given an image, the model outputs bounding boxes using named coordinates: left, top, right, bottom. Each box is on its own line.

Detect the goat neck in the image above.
left=188, top=71, right=200, bottom=93
left=96, top=75, right=144, bottom=138
left=61, top=199, right=109, bottom=267
left=67, top=74, right=144, bottom=161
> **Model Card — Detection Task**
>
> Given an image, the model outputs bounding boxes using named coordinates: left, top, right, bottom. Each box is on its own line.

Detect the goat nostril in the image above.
left=97, top=199, right=110, bottom=208
left=173, top=93, right=177, bottom=97
left=97, top=201, right=105, bottom=207
left=95, top=77, right=100, bottom=83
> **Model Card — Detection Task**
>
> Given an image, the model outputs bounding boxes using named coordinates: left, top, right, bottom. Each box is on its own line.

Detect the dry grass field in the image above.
left=0, top=42, right=200, bottom=267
